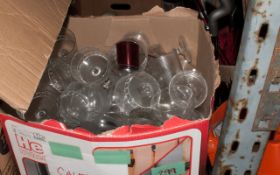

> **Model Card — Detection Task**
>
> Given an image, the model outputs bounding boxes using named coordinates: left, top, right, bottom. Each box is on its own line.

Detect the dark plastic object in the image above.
left=0, top=129, right=9, bottom=154
left=208, top=0, right=235, bottom=37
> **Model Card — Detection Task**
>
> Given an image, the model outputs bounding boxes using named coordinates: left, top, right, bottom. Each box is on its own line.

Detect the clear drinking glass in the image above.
left=169, top=69, right=208, bottom=108
left=71, top=47, right=110, bottom=84
left=113, top=72, right=161, bottom=115
left=157, top=87, right=205, bottom=120
left=24, top=89, right=60, bottom=122
left=145, top=49, right=183, bottom=88
left=48, top=29, right=77, bottom=92
left=48, top=59, right=73, bottom=92
left=176, top=36, right=194, bottom=70
left=156, top=88, right=187, bottom=119
left=51, top=29, right=77, bottom=62
left=59, top=82, right=108, bottom=128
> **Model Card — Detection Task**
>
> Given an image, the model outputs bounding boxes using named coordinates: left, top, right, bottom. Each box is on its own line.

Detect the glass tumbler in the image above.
left=51, top=29, right=77, bottom=62
left=59, top=82, right=108, bottom=128
left=176, top=36, right=194, bottom=71
left=113, top=72, right=161, bottom=115
left=48, top=59, right=73, bottom=92
left=48, top=29, right=77, bottom=92
left=111, top=32, right=149, bottom=72
left=71, top=47, right=110, bottom=84
left=156, top=87, right=188, bottom=119
left=145, top=49, right=183, bottom=89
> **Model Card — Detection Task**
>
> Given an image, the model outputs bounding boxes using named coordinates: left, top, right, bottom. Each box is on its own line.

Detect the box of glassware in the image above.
left=0, top=1, right=219, bottom=175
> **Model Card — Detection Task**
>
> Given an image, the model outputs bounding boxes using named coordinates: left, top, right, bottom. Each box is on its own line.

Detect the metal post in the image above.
left=212, top=0, right=280, bottom=174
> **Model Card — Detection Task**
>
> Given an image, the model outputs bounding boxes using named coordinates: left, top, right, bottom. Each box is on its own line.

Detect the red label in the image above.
left=57, top=167, right=87, bottom=175
left=16, top=134, right=43, bottom=154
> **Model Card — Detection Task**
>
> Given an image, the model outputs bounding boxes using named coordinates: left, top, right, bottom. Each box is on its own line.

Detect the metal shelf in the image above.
left=212, top=0, right=280, bottom=174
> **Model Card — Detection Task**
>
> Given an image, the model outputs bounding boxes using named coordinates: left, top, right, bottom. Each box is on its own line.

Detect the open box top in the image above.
left=0, top=4, right=219, bottom=175
left=0, top=1, right=219, bottom=116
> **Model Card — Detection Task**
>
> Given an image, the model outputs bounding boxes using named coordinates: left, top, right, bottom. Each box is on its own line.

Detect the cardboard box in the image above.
left=73, top=0, right=163, bottom=16
left=0, top=1, right=219, bottom=175
left=0, top=109, right=19, bottom=175
left=0, top=125, right=18, bottom=175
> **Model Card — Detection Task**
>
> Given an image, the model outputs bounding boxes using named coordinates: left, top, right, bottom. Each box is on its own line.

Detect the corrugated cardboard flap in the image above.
left=0, top=0, right=71, bottom=112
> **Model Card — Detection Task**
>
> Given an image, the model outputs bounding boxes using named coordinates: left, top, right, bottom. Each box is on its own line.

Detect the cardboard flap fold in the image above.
left=0, top=0, right=71, bottom=112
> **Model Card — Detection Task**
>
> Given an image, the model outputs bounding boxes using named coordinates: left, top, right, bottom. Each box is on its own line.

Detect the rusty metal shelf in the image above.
left=212, top=0, right=280, bottom=174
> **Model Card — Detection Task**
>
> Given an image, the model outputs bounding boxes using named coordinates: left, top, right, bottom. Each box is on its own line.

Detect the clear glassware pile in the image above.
left=25, top=29, right=208, bottom=134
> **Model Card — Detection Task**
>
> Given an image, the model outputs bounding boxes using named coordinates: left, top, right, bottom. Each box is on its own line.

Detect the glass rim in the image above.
left=169, top=69, right=208, bottom=108
left=71, top=47, right=110, bottom=83
left=127, top=72, right=161, bottom=108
